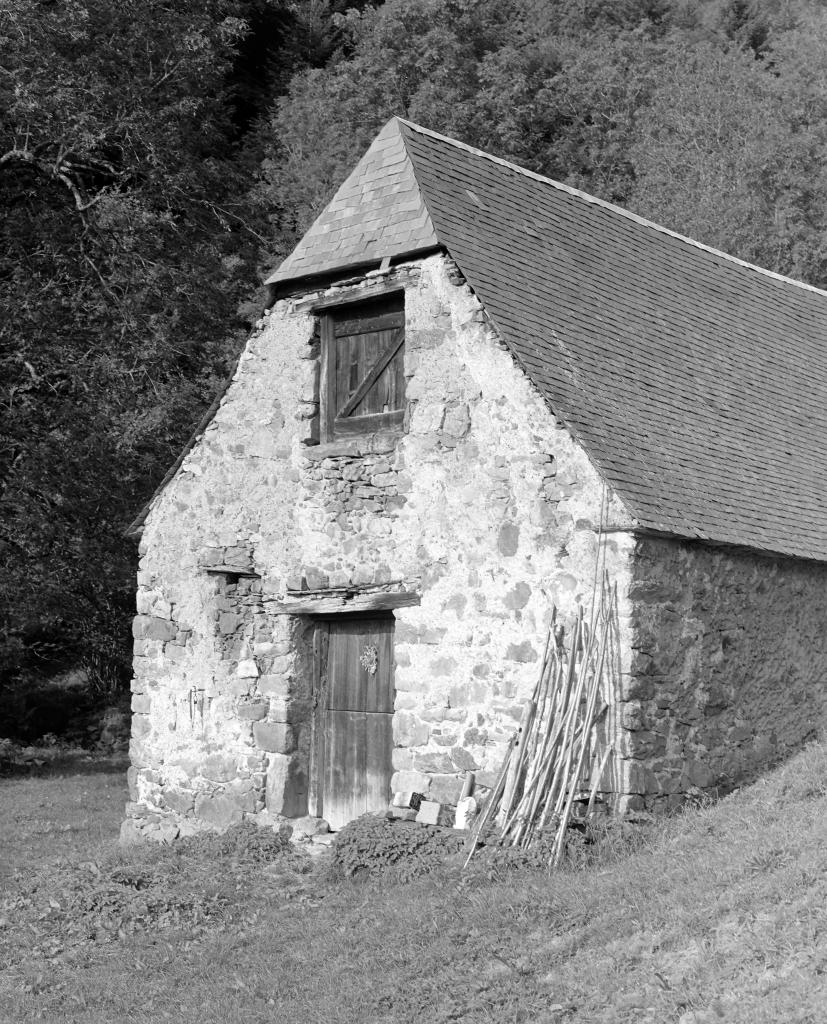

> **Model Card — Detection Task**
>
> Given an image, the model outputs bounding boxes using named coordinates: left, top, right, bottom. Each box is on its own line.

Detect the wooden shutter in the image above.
left=310, top=616, right=395, bottom=829
left=321, top=296, right=405, bottom=440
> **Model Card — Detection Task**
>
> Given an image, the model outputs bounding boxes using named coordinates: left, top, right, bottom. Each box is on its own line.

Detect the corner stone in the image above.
left=265, top=754, right=307, bottom=816
left=253, top=721, right=296, bottom=754
left=119, top=818, right=145, bottom=847
left=237, top=700, right=269, bottom=722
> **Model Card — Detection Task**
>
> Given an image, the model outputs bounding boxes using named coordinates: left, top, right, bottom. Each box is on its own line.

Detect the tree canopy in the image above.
left=3, top=0, right=827, bottom=696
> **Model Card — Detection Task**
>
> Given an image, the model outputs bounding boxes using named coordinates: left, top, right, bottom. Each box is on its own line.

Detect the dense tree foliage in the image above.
left=4, top=0, right=827, bottom=700
left=0, top=0, right=288, bottom=689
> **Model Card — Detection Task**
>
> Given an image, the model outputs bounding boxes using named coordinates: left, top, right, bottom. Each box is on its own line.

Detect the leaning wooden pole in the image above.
left=463, top=567, right=618, bottom=870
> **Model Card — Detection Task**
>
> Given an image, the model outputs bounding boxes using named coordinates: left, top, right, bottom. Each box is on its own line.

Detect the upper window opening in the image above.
left=320, top=293, right=405, bottom=441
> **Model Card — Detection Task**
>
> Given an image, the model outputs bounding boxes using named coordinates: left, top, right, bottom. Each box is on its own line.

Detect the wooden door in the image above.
left=311, top=616, right=395, bottom=830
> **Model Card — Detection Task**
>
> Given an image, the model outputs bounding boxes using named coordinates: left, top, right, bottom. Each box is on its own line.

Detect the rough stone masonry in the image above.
left=125, top=252, right=827, bottom=842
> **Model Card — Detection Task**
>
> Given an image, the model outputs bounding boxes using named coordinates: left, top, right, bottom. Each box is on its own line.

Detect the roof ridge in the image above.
left=396, top=117, right=827, bottom=301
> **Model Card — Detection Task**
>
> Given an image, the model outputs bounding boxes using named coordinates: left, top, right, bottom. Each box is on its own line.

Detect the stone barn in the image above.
left=124, top=118, right=827, bottom=840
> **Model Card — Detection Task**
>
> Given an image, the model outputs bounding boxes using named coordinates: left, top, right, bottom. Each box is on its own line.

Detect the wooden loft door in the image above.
left=310, top=615, right=395, bottom=830
left=320, top=295, right=406, bottom=441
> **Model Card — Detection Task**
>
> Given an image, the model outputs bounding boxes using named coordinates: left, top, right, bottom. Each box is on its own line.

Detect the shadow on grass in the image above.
left=0, top=749, right=129, bottom=780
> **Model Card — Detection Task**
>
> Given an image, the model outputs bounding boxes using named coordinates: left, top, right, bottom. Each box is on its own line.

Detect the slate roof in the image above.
left=272, top=118, right=827, bottom=562
left=266, top=119, right=438, bottom=284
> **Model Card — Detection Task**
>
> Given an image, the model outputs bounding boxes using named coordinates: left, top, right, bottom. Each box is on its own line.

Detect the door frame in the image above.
left=308, top=620, right=329, bottom=819
left=307, top=611, right=396, bottom=822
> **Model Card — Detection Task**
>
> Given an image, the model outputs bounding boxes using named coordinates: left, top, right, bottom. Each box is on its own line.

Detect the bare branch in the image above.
left=147, top=56, right=186, bottom=94
left=169, top=184, right=269, bottom=243
left=0, top=146, right=105, bottom=211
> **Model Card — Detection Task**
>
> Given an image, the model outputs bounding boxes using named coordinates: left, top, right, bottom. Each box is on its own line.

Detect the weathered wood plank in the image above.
left=299, top=283, right=403, bottom=314
left=308, top=624, right=329, bottom=819
left=325, top=617, right=395, bottom=714
left=202, top=565, right=260, bottom=577
left=364, top=617, right=395, bottom=715
left=365, top=712, right=393, bottom=812
left=324, top=710, right=367, bottom=830
left=392, top=342, right=404, bottom=410
left=336, top=333, right=351, bottom=420
left=360, top=331, right=380, bottom=415
left=320, top=315, right=336, bottom=442
left=332, top=409, right=404, bottom=437
left=327, top=620, right=364, bottom=712
left=338, top=328, right=404, bottom=418
left=334, top=309, right=403, bottom=337
left=272, top=590, right=420, bottom=615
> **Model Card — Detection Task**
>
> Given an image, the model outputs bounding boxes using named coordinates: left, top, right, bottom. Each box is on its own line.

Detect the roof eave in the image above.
left=265, top=245, right=444, bottom=305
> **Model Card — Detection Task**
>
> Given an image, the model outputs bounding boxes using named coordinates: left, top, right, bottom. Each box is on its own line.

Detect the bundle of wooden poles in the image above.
left=465, top=573, right=617, bottom=868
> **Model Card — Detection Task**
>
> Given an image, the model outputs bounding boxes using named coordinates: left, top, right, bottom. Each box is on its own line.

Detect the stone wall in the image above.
left=126, top=253, right=635, bottom=839
left=620, top=536, right=827, bottom=812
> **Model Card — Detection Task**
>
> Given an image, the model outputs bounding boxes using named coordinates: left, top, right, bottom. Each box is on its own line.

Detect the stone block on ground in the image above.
left=152, top=821, right=180, bottom=844
left=391, top=791, right=423, bottom=810
left=453, top=796, right=477, bottom=830
left=415, top=800, right=441, bottom=825
left=388, top=807, right=418, bottom=821
left=119, top=818, right=146, bottom=847
left=289, top=815, right=330, bottom=839
left=248, top=809, right=280, bottom=829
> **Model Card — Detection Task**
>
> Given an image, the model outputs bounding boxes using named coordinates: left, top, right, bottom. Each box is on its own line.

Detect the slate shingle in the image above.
left=265, top=120, right=439, bottom=284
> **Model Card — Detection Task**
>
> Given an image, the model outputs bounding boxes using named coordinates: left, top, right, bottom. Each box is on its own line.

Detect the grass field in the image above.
left=0, top=750, right=128, bottom=882
left=2, top=744, right=826, bottom=1023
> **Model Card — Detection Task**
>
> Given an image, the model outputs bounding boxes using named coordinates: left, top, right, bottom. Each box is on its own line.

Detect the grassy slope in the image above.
left=2, top=745, right=827, bottom=1023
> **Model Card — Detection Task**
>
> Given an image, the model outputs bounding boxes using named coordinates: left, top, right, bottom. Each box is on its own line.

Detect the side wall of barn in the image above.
left=621, top=536, right=827, bottom=811
left=125, top=254, right=635, bottom=840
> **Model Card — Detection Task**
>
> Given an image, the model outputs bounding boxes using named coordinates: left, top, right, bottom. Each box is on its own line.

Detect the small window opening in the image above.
left=320, top=293, right=405, bottom=441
